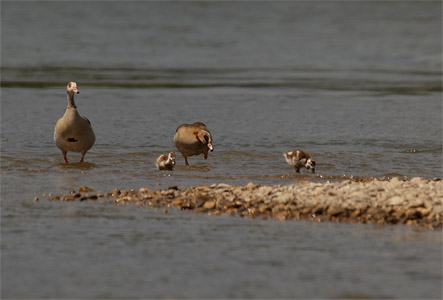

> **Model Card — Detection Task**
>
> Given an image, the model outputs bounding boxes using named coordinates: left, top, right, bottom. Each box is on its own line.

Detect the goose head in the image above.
left=195, top=131, right=213, bottom=159
left=67, top=82, right=79, bottom=95
left=168, top=152, right=176, bottom=165
left=305, top=158, right=316, bottom=173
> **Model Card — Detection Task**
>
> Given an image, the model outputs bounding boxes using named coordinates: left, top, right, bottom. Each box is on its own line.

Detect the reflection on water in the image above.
left=55, top=162, right=97, bottom=169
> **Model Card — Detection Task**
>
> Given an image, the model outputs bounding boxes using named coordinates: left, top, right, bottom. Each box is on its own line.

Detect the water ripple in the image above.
left=1, top=66, right=441, bottom=94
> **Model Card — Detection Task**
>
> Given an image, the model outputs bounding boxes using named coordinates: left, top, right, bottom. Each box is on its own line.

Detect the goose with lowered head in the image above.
left=173, top=122, right=213, bottom=166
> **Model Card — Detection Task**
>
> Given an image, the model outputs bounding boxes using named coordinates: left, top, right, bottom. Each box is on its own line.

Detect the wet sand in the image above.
left=38, top=177, right=442, bottom=229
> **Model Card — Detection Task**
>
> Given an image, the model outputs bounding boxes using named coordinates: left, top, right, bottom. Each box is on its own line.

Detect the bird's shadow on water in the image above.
left=55, top=162, right=97, bottom=169
left=279, top=173, right=319, bottom=180
left=174, top=164, right=212, bottom=172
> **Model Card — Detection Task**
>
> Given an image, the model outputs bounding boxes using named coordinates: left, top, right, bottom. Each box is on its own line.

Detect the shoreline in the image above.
left=39, top=177, right=442, bottom=229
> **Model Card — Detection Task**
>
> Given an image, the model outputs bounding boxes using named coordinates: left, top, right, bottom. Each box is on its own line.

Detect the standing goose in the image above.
left=54, top=82, right=95, bottom=163
left=173, top=122, right=213, bottom=166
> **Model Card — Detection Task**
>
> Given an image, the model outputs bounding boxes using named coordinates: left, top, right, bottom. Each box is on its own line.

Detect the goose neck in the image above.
left=67, top=92, right=77, bottom=108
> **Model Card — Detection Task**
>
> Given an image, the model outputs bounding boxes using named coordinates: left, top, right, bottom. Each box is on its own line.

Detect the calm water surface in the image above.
left=1, top=2, right=442, bottom=299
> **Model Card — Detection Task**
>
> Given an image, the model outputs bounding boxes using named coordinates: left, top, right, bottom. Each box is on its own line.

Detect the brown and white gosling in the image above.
left=156, top=152, right=176, bottom=171
left=283, top=150, right=316, bottom=173
left=54, top=82, right=95, bottom=163
left=173, top=122, right=214, bottom=166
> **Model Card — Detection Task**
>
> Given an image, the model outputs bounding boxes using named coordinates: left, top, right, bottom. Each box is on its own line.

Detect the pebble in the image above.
left=217, top=183, right=231, bottom=189
left=407, top=199, right=424, bottom=208
left=410, top=177, right=423, bottom=184
left=388, top=196, right=404, bottom=206
left=328, top=206, right=347, bottom=217
left=203, top=201, right=216, bottom=209
left=389, top=177, right=403, bottom=186
left=139, top=187, right=149, bottom=193
left=79, top=186, right=94, bottom=192
left=36, top=177, right=443, bottom=228
left=245, top=182, right=260, bottom=190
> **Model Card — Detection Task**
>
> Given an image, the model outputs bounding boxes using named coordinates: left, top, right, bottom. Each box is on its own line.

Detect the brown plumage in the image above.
left=283, top=150, right=316, bottom=173
left=156, top=152, right=176, bottom=170
left=173, top=122, right=214, bottom=166
left=54, top=82, right=95, bottom=163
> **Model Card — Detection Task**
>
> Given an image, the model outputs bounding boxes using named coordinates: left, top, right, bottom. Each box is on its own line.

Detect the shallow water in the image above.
left=1, top=2, right=442, bottom=299
left=2, top=201, right=442, bottom=299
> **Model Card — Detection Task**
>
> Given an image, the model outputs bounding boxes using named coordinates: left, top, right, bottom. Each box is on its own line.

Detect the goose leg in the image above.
left=80, top=152, right=85, bottom=163
left=62, top=151, right=69, bottom=164
left=184, top=157, right=189, bottom=166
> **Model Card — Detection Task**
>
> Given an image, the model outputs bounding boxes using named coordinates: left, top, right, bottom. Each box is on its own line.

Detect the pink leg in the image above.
left=63, top=151, right=69, bottom=164
left=80, top=154, right=85, bottom=163
left=185, top=157, right=189, bottom=166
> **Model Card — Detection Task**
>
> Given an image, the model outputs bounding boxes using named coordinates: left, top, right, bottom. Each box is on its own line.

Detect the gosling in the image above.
left=283, top=150, right=316, bottom=173
left=156, top=152, right=176, bottom=171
